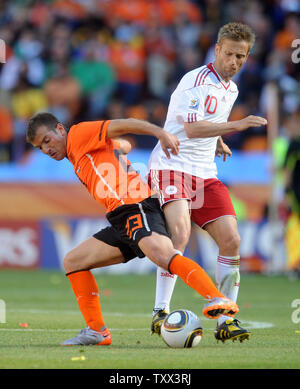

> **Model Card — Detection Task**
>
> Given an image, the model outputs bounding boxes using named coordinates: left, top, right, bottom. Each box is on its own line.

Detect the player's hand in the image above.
left=235, top=115, right=267, bottom=131
left=113, top=138, right=132, bottom=155
left=159, top=132, right=180, bottom=159
left=215, top=137, right=232, bottom=161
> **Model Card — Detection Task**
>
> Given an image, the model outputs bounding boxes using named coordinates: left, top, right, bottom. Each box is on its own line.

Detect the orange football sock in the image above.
left=66, top=270, right=105, bottom=332
left=169, top=254, right=224, bottom=300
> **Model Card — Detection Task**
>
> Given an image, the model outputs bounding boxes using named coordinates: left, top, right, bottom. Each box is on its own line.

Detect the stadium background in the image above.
left=0, top=0, right=299, bottom=275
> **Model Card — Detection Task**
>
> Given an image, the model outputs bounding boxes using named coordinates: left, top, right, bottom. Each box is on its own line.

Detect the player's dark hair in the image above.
left=26, top=112, right=60, bottom=143
left=217, top=22, right=256, bottom=52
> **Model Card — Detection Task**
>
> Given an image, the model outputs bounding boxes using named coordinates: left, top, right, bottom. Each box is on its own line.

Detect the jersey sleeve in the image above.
left=174, top=86, right=208, bottom=123
left=111, top=139, right=121, bottom=150
left=68, top=120, right=111, bottom=158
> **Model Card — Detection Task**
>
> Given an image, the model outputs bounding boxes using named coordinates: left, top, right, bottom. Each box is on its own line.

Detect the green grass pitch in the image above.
left=0, top=269, right=300, bottom=369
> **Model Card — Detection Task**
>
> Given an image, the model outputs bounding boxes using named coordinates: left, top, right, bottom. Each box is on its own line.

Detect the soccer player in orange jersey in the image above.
left=26, top=112, right=239, bottom=346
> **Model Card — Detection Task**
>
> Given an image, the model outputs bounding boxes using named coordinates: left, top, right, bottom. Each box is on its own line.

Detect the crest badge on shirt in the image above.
left=189, top=98, right=199, bottom=110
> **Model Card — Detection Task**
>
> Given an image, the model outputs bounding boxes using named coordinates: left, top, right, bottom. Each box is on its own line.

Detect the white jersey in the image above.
left=148, top=62, right=239, bottom=178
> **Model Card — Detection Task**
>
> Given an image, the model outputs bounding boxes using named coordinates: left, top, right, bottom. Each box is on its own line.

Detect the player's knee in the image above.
left=222, top=232, right=241, bottom=254
left=231, top=233, right=241, bottom=252
left=171, top=233, right=189, bottom=252
left=169, top=223, right=190, bottom=252
left=142, top=238, right=175, bottom=269
left=154, top=248, right=179, bottom=271
left=63, top=250, right=81, bottom=273
left=150, top=245, right=171, bottom=265
left=63, top=251, right=72, bottom=273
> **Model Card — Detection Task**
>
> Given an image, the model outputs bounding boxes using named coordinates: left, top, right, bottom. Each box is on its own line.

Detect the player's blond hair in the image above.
left=217, top=22, right=255, bottom=52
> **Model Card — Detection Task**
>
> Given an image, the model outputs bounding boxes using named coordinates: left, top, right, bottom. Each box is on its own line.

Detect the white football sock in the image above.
left=152, top=250, right=181, bottom=315
left=215, top=255, right=240, bottom=326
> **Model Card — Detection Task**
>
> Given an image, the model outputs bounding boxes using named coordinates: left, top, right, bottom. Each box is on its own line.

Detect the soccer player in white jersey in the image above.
left=148, top=22, right=267, bottom=343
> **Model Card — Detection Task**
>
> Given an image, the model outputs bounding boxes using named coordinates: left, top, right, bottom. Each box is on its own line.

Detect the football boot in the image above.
left=202, top=297, right=239, bottom=319
left=214, top=319, right=250, bottom=343
left=61, top=327, right=112, bottom=346
left=150, top=309, right=169, bottom=335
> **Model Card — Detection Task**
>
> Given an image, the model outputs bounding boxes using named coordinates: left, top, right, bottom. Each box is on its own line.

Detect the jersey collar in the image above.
left=207, top=63, right=230, bottom=90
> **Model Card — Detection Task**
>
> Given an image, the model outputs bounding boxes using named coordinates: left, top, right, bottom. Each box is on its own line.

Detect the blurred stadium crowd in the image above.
left=0, top=0, right=299, bottom=163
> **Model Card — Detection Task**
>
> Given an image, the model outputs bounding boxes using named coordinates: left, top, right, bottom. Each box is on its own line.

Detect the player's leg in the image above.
left=154, top=200, right=191, bottom=311
left=190, top=178, right=250, bottom=341
left=152, top=200, right=191, bottom=333
left=106, top=197, right=239, bottom=320
left=138, top=231, right=239, bottom=319
left=149, top=169, right=192, bottom=332
left=163, top=200, right=191, bottom=253
left=63, top=237, right=125, bottom=274
left=204, top=215, right=241, bottom=306
left=204, top=216, right=250, bottom=342
left=61, top=228, right=132, bottom=346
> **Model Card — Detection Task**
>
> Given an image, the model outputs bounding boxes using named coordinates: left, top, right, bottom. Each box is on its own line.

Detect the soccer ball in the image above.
left=161, top=309, right=203, bottom=348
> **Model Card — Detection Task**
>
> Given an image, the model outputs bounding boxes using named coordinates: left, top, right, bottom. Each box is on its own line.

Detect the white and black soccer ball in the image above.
left=161, top=309, right=203, bottom=348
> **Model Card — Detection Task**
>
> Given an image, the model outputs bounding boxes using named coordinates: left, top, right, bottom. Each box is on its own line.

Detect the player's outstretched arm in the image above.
left=184, top=115, right=267, bottom=138
left=107, top=118, right=180, bottom=159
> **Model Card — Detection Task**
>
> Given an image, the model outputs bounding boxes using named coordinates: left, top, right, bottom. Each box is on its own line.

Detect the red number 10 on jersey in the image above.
left=204, top=95, right=218, bottom=114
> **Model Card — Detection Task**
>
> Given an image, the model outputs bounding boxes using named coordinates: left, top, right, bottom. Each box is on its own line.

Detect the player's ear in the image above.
left=56, top=123, right=66, bottom=136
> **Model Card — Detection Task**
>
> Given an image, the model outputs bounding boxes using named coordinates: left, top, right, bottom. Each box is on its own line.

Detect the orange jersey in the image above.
left=67, top=120, right=152, bottom=213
